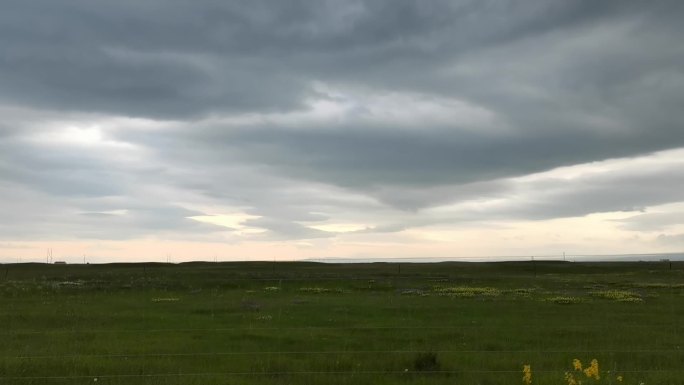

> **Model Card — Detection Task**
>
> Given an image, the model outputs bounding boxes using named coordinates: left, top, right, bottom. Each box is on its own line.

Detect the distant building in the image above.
left=54, top=261, right=67, bottom=265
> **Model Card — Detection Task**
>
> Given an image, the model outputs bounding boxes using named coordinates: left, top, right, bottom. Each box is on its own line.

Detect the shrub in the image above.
left=413, top=352, right=440, bottom=372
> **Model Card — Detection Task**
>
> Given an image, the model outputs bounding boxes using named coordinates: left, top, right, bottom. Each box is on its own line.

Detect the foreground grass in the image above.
left=0, top=261, right=683, bottom=384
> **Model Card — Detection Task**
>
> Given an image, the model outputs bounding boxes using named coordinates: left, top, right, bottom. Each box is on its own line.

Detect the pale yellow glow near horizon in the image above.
left=236, top=228, right=268, bottom=236
left=308, top=223, right=370, bottom=233
left=401, top=210, right=654, bottom=256
left=188, top=213, right=262, bottom=230
left=3, top=206, right=680, bottom=264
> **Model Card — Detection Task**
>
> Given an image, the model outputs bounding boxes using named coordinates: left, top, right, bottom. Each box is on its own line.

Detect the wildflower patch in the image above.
left=263, top=286, right=280, bottom=292
left=546, top=296, right=583, bottom=305
left=151, top=297, right=180, bottom=302
left=590, top=290, right=643, bottom=302
left=433, top=286, right=501, bottom=297
left=561, top=358, right=608, bottom=384
left=298, top=287, right=347, bottom=294
left=298, top=287, right=331, bottom=293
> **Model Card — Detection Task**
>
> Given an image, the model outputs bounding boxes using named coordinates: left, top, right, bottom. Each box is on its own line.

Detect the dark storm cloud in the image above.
left=1, top=0, right=678, bottom=118
left=224, top=123, right=680, bottom=190
left=98, top=0, right=684, bottom=207
left=1, top=0, right=684, bottom=241
left=117, top=113, right=684, bottom=212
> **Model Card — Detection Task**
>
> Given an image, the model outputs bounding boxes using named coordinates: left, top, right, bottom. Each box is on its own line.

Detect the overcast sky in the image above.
left=1, top=0, right=684, bottom=262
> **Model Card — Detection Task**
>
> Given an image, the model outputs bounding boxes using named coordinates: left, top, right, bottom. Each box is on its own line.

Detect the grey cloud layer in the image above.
left=1, top=0, right=680, bottom=117
left=0, top=180, right=219, bottom=240
left=619, top=212, right=684, bottom=232
left=1, top=1, right=683, bottom=241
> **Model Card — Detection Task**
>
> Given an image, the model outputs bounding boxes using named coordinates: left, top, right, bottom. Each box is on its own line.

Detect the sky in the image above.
left=1, top=0, right=684, bottom=263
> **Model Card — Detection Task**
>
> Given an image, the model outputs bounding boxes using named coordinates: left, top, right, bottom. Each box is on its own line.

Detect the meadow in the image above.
left=1, top=261, right=683, bottom=385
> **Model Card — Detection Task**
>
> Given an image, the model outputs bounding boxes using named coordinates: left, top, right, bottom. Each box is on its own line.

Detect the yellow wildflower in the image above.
left=522, top=364, right=532, bottom=384
left=617, top=375, right=623, bottom=382
left=564, top=371, right=578, bottom=385
left=583, top=359, right=600, bottom=380
left=572, top=359, right=582, bottom=371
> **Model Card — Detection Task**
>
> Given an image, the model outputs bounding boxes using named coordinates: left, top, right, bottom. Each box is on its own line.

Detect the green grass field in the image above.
left=1, top=261, right=683, bottom=385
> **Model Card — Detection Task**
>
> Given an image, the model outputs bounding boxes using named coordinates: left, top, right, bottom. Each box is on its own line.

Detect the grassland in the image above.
left=1, top=261, right=683, bottom=385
